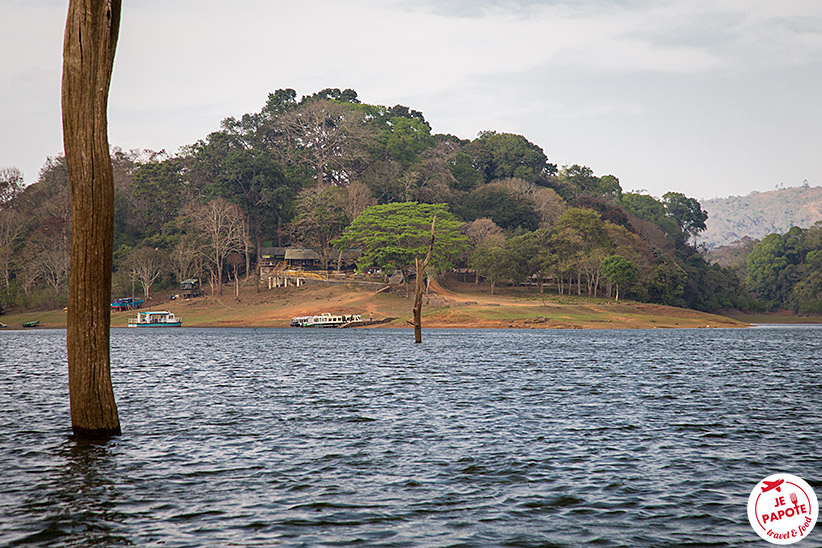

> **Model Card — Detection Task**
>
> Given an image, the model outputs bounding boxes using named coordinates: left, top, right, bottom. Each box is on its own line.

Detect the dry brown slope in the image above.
left=2, top=281, right=748, bottom=329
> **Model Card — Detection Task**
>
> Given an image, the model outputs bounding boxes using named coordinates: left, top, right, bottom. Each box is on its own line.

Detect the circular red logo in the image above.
left=748, top=473, right=818, bottom=544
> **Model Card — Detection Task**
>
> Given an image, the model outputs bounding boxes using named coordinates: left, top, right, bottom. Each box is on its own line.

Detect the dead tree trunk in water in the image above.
left=413, top=216, right=436, bottom=344
left=62, top=0, right=122, bottom=437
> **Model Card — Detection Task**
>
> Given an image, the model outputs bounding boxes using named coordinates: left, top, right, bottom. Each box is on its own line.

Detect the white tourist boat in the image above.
left=127, top=310, right=182, bottom=328
left=290, top=313, right=362, bottom=328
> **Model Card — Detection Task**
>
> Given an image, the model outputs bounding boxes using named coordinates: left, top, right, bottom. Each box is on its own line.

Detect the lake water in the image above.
left=0, top=326, right=820, bottom=547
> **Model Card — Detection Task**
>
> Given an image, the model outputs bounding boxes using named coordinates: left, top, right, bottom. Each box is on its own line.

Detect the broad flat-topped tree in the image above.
left=336, top=202, right=466, bottom=292
left=336, top=202, right=466, bottom=342
left=62, top=0, right=122, bottom=437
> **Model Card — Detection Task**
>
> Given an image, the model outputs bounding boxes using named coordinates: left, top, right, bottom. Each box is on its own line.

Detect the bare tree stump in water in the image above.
left=413, top=216, right=436, bottom=344
left=62, top=0, right=122, bottom=437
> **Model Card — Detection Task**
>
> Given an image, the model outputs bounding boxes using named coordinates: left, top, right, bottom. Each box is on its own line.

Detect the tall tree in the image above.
left=170, top=234, right=203, bottom=287
left=186, top=135, right=295, bottom=265
left=275, top=98, right=374, bottom=185
left=465, top=218, right=505, bottom=283
left=0, top=167, right=25, bottom=206
left=601, top=255, right=638, bottom=301
left=342, top=181, right=376, bottom=223
left=558, top=165, right=622, bottom=199
left=0, top=208, right=24, bottom=290
left=380, top=116, right=435, bottom=167
left=19, top=217, right=71, bottom=304
left=498, top=178, right=566, bottom=225
left=125, top=247, right=168, bottom=301
left=553, top=208, right=609, bottom=295
left=466, top=218, right=506, bottom=248
left=508, top=228, right=553, bottom=293
left=746, top=233, right=788, bottom=305
left=467, top=131, right=556, bottom=184
left=462, top=183, right=540, bottom=231
left=662, top=191, right=708, bottom=242
left=62, top=0, right=122, bottom=437
left=131, top=157, right=186, bottom=233
left=291, top=185, right=349, bottom=270
left=187, top=198, right=245, bottom=295
left=468, top=244, right=513, bottom=295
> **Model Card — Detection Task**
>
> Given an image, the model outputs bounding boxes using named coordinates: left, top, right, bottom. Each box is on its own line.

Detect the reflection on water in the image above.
left=11, top=437, right=130, bottom=547
left=1, top=327, right=821, bottom=547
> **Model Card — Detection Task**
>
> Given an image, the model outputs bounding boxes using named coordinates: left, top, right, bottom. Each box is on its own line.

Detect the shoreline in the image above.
left=0, top=280, right=761, bottom=331
left=6, top=279, right=821, bottom=331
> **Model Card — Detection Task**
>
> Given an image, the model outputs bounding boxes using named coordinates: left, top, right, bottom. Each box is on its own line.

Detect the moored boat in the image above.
left=127, top=311, right=182, bottom=327
left=111, top=297, right=144, bottom=311
left=290, top=313, right=362, bottom=328
left=22, top=320, right=39, bottom=328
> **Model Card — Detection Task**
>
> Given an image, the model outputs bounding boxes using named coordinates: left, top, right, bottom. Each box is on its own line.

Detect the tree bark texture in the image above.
left=413, top=216, right=436, bottom=344
left=62, top=0, right=122, bottom=437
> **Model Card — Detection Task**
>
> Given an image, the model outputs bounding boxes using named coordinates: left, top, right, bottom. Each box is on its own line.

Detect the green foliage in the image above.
left=449, top=152, right=483, bottom=192
left=462, top=184, right=539, bottom=231
left=597, top=175, right=622, bottom=200
left=662, top=191, right=708, bottom=240
left=647, top=261, right=686, bottom=306
left=715, top=223, right=822, bottom=312
left=138, top=232, right=181, bottom=252
left=336, top=202, right=467, bottom=278
left=467, top=131, right=554, bottom=184
left=559, top=165, right=599, bottom=197
left=601, top=255, right=637, bottom=296
left=380, top=117, right=435, bottom=167
left=507, top=229, right=552, bottom=286
left=620, top=191, right=708, bottom=252
left=789, top=271, right=822, bottom=314
left=554, top=208, right=608, bottom=249
left=185, top=132, right=298, bottom=246
left=620, top=192, right=679, bottom=241
left=292, top=186, right=349, bottom=269
left=385, top=104, right=429, bottom=126
left=746, top=233, right=788, bottom=305
left=132, top=158, right=186, bottom=232
left=305, top=88, right=360, bottom=103
left=0, top=87, right=762, bottom=313
left=620, top=192, right=667, bottom=224
left=468, top=244, right=513, bottom=294
left=263, top=88, right=299, bottom=116
left=806, top=249, right=822, bottom=270
left=552, top=165, right=623, bottom=201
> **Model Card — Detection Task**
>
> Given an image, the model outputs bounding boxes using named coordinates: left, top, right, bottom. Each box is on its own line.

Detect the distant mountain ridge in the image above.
left=699, top=185, right=822, bottom=249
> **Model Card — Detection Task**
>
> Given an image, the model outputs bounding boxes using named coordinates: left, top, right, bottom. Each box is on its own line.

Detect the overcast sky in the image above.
left=3, top=0, right=821, bottom=199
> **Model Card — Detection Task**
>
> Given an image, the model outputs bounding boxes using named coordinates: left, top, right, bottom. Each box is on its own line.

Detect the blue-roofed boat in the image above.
left=111, top=297, right=144, bottom=311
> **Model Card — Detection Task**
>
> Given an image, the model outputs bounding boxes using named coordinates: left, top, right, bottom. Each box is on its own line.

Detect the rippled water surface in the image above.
left=1, top=326, right=821, bottom=547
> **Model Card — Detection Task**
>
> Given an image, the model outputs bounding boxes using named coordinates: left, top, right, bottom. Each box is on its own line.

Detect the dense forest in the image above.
left=0, top=87, right=799, bottom=314
left=709, top=223, right=822, bottom=314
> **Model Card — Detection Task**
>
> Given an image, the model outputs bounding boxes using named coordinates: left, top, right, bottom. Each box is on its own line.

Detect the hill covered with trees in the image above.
left=708, top=222, right=822, bottom=315
left=700, top=184, right=822, bottom=249
left=0, top=88, right=769, bottom=314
